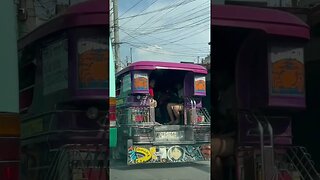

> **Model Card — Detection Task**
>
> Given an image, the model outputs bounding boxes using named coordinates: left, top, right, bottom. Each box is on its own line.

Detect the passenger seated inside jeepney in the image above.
left=148, top=79, right=157, bottom=107
left=148, top=70, right=185, bottom=124
left=166, top=83, right=184, bottom=125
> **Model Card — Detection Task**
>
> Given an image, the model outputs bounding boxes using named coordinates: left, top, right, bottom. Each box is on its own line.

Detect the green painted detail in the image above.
left=109, top=128, right=117, bottom=148
left=0, top=0, right=19, bottom=113
left=116, top=98, right=124, bottom=106
left=21, top=118, right=44, bottom=138
left=109, top=39, right=116, bottom=97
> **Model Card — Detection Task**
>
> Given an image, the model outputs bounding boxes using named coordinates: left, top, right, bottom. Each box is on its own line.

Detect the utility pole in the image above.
left=113, top=0, right=121, bottom=72
left=126, top=56, right=129, bottom=66
left=130, top=47, right=133, bottom=63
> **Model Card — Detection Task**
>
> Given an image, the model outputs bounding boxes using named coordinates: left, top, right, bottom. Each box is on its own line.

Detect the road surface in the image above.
left=110, top=161, right=210, bottom=180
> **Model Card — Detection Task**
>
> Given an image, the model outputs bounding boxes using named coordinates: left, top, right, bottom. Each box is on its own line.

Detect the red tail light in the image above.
left=0, top=163, right=19, bottom=180
left=109, top=98, right=116, bottom=127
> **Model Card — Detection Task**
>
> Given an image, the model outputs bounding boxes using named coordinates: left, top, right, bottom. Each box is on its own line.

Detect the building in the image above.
left=16, top=0, right=87, bottom=38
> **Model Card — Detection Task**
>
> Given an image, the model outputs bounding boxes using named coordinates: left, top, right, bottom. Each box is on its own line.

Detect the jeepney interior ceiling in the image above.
left=150, top=70, right=185, bottom=90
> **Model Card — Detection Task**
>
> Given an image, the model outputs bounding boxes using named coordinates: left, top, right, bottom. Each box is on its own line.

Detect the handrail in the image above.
left=286, top=146, right=320, bottom=180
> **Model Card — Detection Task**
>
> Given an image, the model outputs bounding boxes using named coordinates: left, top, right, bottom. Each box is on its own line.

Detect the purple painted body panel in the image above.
left=212, top=5, right=310, bottom=39
left=117, top=61, right=208, bottom=76
left=269, top=96, right=306, bottom=108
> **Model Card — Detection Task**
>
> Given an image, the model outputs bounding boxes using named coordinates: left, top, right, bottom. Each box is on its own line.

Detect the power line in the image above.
left=117, top=0, right=145, bottom=19
left=121, top=29, right=208, bottom=56
left=122, top=15, right=209, bottom=43
left=142, top=0, right=195, bottom=29
left=148, top=0, right=209, bottom=27
left=121, top=4, right=209, bottom=41
left=127, top=43, right=204, bottom=58
left=120, top=0, right=160, bottom=27
left=118, top=0, right=210, bottom=60
left=167, top=26, right=209, bottom=44
left=121, top=28, right=209, bottom=53
left=124, top=0, right=204, bottom=41
left=119, top=0, right=194, bottom=20
left=123, top=16, right=209, bottom=43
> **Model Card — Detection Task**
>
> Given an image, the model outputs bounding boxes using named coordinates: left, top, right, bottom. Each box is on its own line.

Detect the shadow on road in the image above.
left=110, top=160, right=210, bottom=173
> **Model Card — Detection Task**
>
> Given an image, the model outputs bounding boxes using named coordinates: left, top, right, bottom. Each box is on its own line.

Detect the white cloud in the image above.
left=116, top=0, right=210, bottom=64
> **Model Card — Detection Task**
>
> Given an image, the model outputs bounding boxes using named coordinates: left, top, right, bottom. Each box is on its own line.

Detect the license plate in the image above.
left=155, top=131, right=180, bottom=141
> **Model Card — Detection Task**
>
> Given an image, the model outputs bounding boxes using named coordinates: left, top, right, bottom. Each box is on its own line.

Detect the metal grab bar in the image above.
left=243, top=111, right=277, bottom=180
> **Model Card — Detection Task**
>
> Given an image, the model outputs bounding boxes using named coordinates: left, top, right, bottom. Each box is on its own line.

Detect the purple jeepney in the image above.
left=114, top=61, right=211, bottom=165
left=212, top=4, right=320, bottom=180
left=18, top=0, right=108, bottom=179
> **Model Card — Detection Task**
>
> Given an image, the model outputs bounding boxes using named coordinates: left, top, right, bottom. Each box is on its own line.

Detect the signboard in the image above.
left=42, top=39, right=68, bottom=95
left=78, top=38, right=108, bottom=89
left=269, top=46, right=304, bottom=96
left=132, top=72, right=149, bottom=93
left=194, top=76, right=206, bottom=96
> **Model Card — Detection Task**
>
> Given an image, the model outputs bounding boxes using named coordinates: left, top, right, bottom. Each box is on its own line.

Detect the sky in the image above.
left=112, top=0, right=210, bottom=68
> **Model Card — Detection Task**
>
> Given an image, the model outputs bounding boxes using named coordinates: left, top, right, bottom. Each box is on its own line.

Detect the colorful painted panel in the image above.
left=132, top=73, right=149, bottom=93
left=127, top=144, right=210, bottom=165
left=270, top=46, right=304, bottom=96
left=42, top=39, right=68, bottom=95
left=78, top=38, right=108, bottom=89
left=194, top=76, right=206, bottom=96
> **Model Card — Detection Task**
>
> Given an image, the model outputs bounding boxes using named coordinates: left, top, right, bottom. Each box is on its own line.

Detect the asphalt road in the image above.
left=110, top=160, right=210, bottom=180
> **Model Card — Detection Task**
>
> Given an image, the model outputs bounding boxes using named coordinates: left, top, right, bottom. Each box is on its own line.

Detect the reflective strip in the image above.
left=109, top=98, right=116, bottom=106
left=110, top=121, right=116, bottom=127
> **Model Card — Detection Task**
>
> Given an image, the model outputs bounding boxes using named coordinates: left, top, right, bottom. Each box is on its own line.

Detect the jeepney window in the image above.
left=78, top=37, right=108, bottom=89
left=41, top=38, right=68, bottom=95
left=122, top=73, right=131, bottom=93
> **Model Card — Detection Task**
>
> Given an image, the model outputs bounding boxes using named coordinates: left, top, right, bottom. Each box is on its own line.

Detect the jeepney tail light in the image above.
left=109, top=98, right=116, bottom=127
left=0, top=163, right=19, bottom=180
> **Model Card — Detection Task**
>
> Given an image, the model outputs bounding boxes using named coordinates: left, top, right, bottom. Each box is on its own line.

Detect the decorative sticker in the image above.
left=132, top=73, right=148, bottom=92
left=78, top=38, right=108, bottom=89
left=194, top=76, right=206, bottom=96
left=270, top=46, right=304, bottom=96
left=127, top=144, right=210, bottom=165
left=167, top=146, right=185, bottom=162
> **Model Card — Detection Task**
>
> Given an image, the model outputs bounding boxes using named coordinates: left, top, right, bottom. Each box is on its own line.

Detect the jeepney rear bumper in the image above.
left=126, top=125, right=211, bottom=165
left=131, top=125, right=211, bottom=144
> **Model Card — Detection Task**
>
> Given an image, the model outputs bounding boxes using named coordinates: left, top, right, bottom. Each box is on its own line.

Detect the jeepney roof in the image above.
left=18, top=0, right=107, bottom=49
left=116, top=61, right=208, bottom=76
left=212, top=5, right=310, bottom=40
